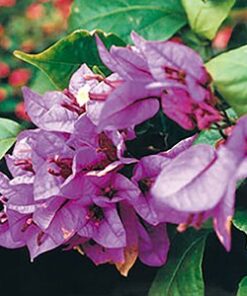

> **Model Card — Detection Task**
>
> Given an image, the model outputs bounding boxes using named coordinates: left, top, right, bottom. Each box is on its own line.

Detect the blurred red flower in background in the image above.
left=0, top=0, right=16, bottom=7
left=21, top=40, right=36, bottom=53
left=8, top=68, right=31, bottom=87
left=0, top=88, right=7, bottom=101
left=15, top=101, right=30, bottom=121
left=54, top=0, right=73, bottom=18
left=0, top=62, right=10, bottom=78
left=26, top=3, right=45, bottom=20
left=0, top=25, right=4, bottom=38
left=212, top=26, right=233, bottom=50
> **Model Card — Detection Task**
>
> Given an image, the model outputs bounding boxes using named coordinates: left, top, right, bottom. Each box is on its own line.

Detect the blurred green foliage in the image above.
left=0, top=0, right=70, bottom=122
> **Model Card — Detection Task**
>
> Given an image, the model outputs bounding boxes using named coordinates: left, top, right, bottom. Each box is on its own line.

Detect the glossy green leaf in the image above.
left=206, top=46, right=247, bottom=116
left=69, top=0, right=187, bottom=42
left=0, top=118, right=22, bottom=160
left=14, top=30, right=125, bottom=89
left=149, top=229, right=208, bottom=296
left=233, top=210, right=247, bottom=234
left=31, top=71, right=57, bottom=94
left=237, top=276, right=247, bottom=296
left=181, top=0, right=235, bottom=40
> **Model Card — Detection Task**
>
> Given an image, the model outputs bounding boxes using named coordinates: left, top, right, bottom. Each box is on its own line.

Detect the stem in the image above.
left=221, top=108, right=234, bottom=126
left=214, top=123, right=227, bottom=140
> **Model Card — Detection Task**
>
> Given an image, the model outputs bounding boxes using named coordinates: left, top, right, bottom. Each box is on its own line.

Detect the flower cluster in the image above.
left=0, top=32, right=246, bottom=275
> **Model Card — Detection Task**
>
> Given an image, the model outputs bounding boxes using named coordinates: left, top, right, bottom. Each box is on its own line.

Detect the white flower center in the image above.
left=76, top=84, right=91, bottom=107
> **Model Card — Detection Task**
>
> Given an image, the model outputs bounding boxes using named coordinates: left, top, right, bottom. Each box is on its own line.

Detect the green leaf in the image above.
left=13, top=30, right=125, bottom=90
left=181, top=0, right=235, bottom=40
left=179, top=28, right=212, bottom=62
left=69, top=0, right=187, bottom=43
left=237, top=276, right=247, bottom=296
left=233, top=210, right=247, bottom=234
left=31, top=71, right=57, bottom=94
left=149, top=229, right=208, bottom=296
left=194, top=128, right=222, bottom=146
left=0, top=118, right=22, bottom=160
left=206, top=46, right=247, bottom=116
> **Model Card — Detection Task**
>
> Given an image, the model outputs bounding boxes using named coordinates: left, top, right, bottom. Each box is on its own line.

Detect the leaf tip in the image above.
left=13, top=50, right=23, bottom=59
left=13, top=50, right=33, bottom=63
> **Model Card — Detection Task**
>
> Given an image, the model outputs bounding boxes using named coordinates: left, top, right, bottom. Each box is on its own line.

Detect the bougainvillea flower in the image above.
left=62, top=115, right=136, bottom=197
left=0, top=175, right=24, bottom=248
left=0, top=219, right=25, bottom=248
left=65, top=235, right=125, bottom=266
left=69, top=114, right=134, bottom=163
left=154, top=145, right=221, bottom=212
left=96, top=35, right=152, bottom=82
left=0, top=173, right=59, bottom=259
left=6, top=131, right=35, bottom=178
left=137, top=221, right=169, bottom=267
left=97, top=81, right=161, bottom=131
left=0, top=172, right=84, bottom=260
left=22, top=64, right=96, bottom=133
left=82, top=240, right=125, bottom=266
left=6, top=209, right=60, bottom=261
left=34, top=197, right=85, bottom=246
left=82, top=173, right=140, bottom=205
left=160, top=135, right=196, bottom=159
left=131, top=155, right=170, bottom=225
left=96, top=34, right=184, bottom=131
left=161, top=88, right=222, bottom=130
left=131, top=31, right=211, bottom=103
left=118, top=202, right=169, bottom=272
left=77, top=196, right=126, bottom=249
left=69, top=63, right=98, bottom=106
left=6, top=177, right=36, bottom=214
left=66, top=176, right=169, bottom=271
left=0, top=170, right=35, bottom=217
left=131, top=136, right=195, bottom=225
left=30, top=131, right=74, bottom=200
left=96, top=32, right=220, bottom=131
left=2, top=27, right=243, bottom=276
left=87, top=72, right=123, bottom=126
left=131, top=32, right=221, bottom=129
left=152, top=115, right=247, bottom=250
left=23, top=87, right=79, bottom=133
left=8, top=130, right=74, bottom=201
left=60, top=146, right=108, bottom=199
